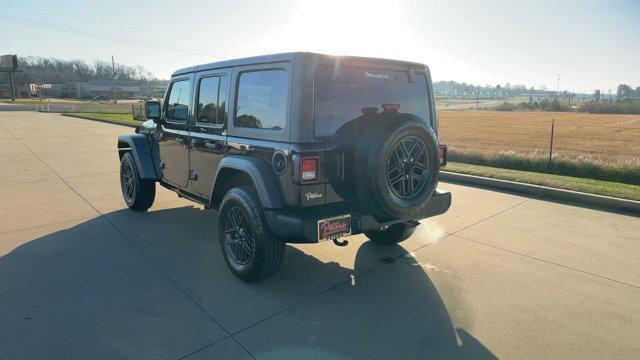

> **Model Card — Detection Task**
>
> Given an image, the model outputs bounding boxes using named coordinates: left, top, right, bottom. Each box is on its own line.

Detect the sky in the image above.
left=1, top=0, right=639, bottom=93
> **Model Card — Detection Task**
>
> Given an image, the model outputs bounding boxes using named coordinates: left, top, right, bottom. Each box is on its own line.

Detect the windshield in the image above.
left=314, top=65, right=430, bottom=136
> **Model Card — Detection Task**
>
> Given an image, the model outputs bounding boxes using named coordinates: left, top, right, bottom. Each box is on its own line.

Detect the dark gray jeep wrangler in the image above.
left=117, top=52, right=451, bottom=282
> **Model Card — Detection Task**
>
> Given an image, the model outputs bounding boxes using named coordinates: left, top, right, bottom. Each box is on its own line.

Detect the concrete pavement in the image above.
left=1, top=112, right=639, bottom=359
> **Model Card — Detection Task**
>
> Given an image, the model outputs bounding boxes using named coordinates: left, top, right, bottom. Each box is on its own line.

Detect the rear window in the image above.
left=314, top=66, right=429, bottom=136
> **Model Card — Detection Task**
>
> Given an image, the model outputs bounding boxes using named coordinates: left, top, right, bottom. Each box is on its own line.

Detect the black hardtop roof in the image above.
left=171, top=52, right=426, bottom=76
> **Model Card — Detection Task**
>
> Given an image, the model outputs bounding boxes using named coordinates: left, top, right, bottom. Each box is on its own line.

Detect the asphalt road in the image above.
left=1, top=112, right=639, bottom=359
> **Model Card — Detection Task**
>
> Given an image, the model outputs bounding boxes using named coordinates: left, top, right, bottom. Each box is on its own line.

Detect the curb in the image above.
left=60, top=113, right=138, bottom=128
left=440, top=171, right=640, bottom=216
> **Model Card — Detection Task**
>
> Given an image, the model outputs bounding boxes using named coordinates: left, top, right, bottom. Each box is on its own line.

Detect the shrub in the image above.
left=580, top=100, right=640, bottom=114
left=494, top=102, right=517, bottom=111
left=511, top=99, right=571, bottom=112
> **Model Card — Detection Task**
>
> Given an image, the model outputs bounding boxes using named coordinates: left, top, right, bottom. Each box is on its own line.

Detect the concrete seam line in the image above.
left=1, top=121, right=232, bottom=336
left=231, top=232, right=454, bottom=337
left=453, top=233, right=640, bottom=291
left=176, top=336, right=257, bottom=360
left=53, top=113, right=454, bottom=340
left=449, top=199, right=531, bottom=237
left=175, top=337, right=230, bottom=360
left=0, top=215, right=96, bottom=236
left=440, top=171, right=640, bottom=215
left=175, top=335, right=257, bottom=360
left=230, top=336, right=257, bottom=360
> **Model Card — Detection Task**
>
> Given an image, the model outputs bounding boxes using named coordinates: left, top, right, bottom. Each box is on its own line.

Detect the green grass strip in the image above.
left=62, top=112, right=143, bottom=127
left=445, top=162, right=640, bottom=201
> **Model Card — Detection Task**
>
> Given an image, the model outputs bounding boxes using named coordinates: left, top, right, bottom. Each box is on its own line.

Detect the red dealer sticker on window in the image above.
left=318, top=215, right=352, bottom=241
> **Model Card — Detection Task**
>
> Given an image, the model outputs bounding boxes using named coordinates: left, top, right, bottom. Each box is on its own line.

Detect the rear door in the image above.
left=158, top=76, right=193, bottom=188
left=188, top=70, right=231, bottom=197
left=313, top=63, right=432, bottom=201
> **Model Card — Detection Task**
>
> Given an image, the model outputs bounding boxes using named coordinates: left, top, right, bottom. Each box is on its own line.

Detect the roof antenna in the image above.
left=332, top=58, right=342, bottom=81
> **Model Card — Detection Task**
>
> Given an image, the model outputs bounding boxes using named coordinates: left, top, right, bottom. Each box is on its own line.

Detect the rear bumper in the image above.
left=264, top=189, right=451, bottom=244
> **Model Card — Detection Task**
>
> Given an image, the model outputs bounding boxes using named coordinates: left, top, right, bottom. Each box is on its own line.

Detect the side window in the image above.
left=235, top=69, right=287, bottom=130
left=165, top=79, right=191, bottom=121
left=197, top=76, right=228, bottom=125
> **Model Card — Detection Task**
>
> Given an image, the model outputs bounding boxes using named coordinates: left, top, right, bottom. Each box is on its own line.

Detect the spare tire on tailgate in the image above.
left=353, top=114, right=439, bottom=221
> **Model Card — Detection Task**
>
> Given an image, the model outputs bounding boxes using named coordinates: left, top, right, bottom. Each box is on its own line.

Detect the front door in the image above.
left=188, top=72, right=230, bottom=197
left=158, top=77, right=193, bottom=188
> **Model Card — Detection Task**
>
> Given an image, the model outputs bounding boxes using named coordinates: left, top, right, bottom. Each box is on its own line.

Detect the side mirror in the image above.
left=144, top=100, right=162, bottom=123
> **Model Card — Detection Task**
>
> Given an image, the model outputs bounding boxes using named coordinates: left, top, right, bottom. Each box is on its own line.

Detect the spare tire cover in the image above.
left=354, top=115, right=439, bottom=221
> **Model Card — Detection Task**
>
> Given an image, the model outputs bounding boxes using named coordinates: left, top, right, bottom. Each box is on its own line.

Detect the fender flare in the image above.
left=212, top=156, right=284, bottom=209
left=117, top=134, right=159, bottom=180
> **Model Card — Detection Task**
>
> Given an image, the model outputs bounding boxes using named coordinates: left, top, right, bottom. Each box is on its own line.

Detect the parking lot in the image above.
left=1, top=111, right=639, bottom=359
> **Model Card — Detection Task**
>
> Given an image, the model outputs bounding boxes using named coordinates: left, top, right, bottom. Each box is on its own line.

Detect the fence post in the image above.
left=548, top=118, right=555, bottom=166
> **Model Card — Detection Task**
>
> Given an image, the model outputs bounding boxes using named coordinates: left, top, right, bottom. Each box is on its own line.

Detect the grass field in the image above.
left=62, top=112, right=142, bottom=126
left=439, top=110, right=640, bottom=163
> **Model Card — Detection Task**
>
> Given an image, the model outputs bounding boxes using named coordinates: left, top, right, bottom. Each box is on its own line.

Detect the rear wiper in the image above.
left=407, top=65, right=415, bottom=83
left=332, top=58, right=342, bottom=81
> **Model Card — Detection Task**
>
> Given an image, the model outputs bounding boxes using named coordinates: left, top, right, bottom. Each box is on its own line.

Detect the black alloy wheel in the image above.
left=119, top=152, right=155, bottom=211
left=223, top=206, right=256, bottom=265
left=386, top=135, right=429, bottom=199
left=218, top=186, right=285, bottom=282
left=121, top=160, right=136, bottom=203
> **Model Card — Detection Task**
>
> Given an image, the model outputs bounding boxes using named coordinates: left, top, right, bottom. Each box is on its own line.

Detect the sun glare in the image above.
left=258, top=0, right=463, bottom=80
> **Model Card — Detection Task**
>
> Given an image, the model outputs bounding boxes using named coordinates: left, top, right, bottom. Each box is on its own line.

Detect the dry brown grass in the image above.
left=438, top=110, right=640, bottom=163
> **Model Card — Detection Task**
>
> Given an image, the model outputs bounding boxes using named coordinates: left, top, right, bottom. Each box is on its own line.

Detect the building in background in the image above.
left=78, top=81, right=141, bottom=99
left=0, top=83, right=29, bottom=98
left=20, top=81, right=166, bottom=100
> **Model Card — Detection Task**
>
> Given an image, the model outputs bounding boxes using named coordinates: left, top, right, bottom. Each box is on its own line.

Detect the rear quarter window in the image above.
left=234, top=69, right=288, bottom=130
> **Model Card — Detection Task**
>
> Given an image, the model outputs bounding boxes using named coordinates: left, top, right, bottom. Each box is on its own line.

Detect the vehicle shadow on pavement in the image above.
left=0, top=205, right=496, bottom=360
left=239, top=241, right=497, bottom=360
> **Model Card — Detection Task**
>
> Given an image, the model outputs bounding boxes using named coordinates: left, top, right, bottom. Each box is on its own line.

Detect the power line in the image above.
left=0, top=13, right=240, bottom=59
left=0, top=0, right=249, bottom=56
left=0, top=0, right=157, bottom=37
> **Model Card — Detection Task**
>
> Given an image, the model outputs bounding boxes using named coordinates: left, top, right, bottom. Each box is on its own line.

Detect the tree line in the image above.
left=433, top=80, right=541, bottom=99
left=617, top=84, right=640, bottom=99
left=0, top=56, right=165, bottom=85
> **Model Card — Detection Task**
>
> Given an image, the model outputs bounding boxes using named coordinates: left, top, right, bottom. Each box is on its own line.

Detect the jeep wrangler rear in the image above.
left=117, top=52, right=451, bottom=282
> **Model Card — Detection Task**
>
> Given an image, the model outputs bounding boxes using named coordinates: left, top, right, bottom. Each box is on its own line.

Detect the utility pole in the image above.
left=529, top=87, right=534, bottom=102
left=568, top=92, right=572, bottom=107
left=548, top=118, right=555, bottom=166
left=111, top=54, right=117, bottom=103
left=9, top=69, right=15, bottom=101
left=556, top=74, right=560, bottom=99
left=476, top=85, right=479, bottom=110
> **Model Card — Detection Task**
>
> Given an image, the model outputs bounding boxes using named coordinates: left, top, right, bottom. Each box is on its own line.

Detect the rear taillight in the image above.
left=437, top=144, right=448, bottom=167
left=300, top=157, right=318, bottom=182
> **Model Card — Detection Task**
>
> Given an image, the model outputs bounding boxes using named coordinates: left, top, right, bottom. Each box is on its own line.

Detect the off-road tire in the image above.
left=120, top=152, right=155, bottom=211
left=218, top=186, right=285, bottom=282
left=364, top=222, right=416, bottom=245
left=355, top=115, right=439, bottom=221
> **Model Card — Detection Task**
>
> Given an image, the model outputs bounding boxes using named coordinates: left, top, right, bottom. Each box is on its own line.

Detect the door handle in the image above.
left=205, top=142, right=224, bottom=152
